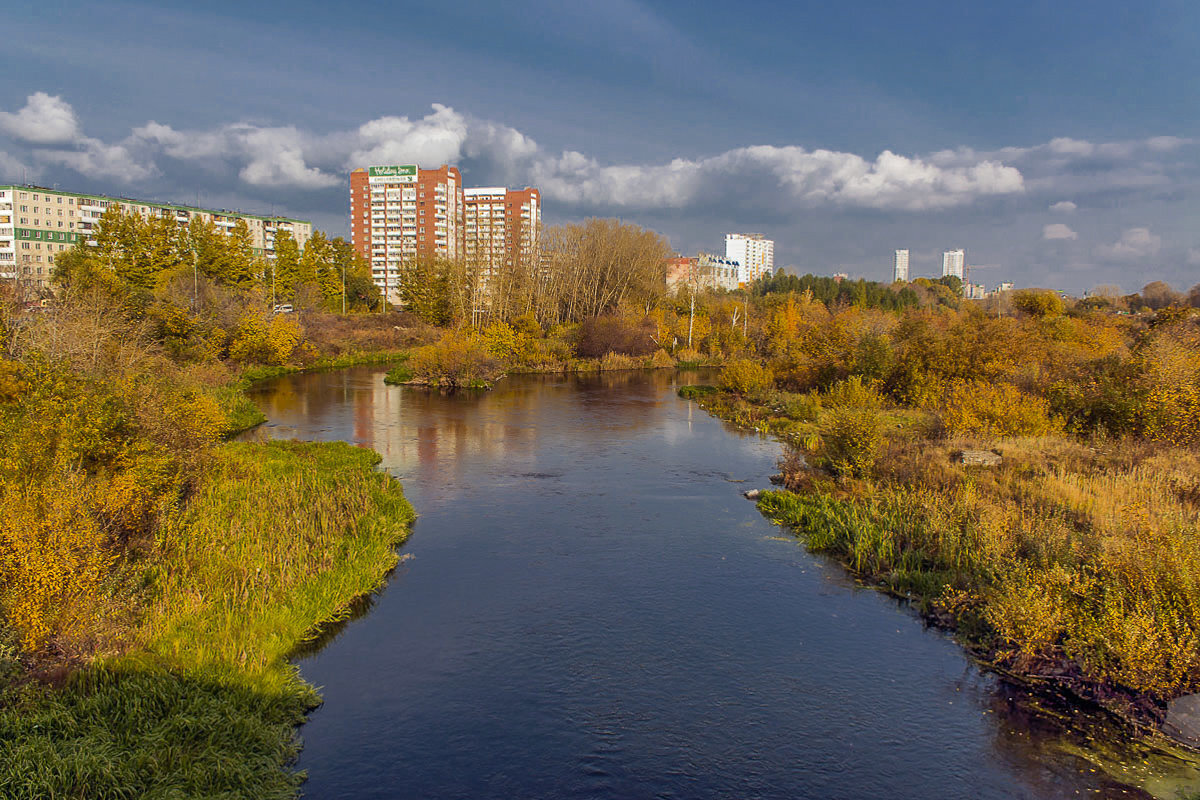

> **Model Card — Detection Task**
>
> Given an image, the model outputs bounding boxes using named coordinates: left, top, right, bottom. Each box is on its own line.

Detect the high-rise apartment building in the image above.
left=0, top=184, right=311, bottom=289
left=942, top=249, right=965, bottom=280
left=463, top=186, right=540, bottom=275
left=725, top=233, right=774, bottom=284
left=350, top=165, right=540, bottom=304
left=893, top=249, right=910, bottom=282
left=350, top=165, right=464, bottom=302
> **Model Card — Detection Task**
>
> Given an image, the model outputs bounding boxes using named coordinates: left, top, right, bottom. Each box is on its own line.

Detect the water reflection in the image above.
left=243, top=366, right=1199, bottom=800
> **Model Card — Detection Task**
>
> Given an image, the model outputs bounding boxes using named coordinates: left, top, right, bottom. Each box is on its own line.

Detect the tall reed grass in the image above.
left=0, top=440, right=414, bottom=798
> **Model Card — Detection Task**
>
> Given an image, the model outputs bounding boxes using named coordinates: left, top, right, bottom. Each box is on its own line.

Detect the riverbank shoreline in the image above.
left=680, top=382, right=1200, bottom=751
left=0, top=440, right=415, bottom=798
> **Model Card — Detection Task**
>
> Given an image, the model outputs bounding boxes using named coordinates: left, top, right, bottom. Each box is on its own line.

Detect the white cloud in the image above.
left=348, top=104, right=469, bottom=169
left=0, top=93, right=81, bottom=145
left=1048, top=137, right=1095, bottom=157
left=133, top=121, right=226, bottom=160
left=1187, top=248, right=1200, bottom=266
left=112, top=102, right=1027, bottom=209
left=527, top=145, right=1023, bottom=210
left=1095, top=227, right=1162, bottom=261
left=35, top=138, right=154, bottom=183
left=1146, top=136, right=1193, bottom=152
left=237, top=127, right=339, bottom=189
left=3, top=93, right=1196, bottom=219
left=1043, top=223, right=1078, bottom=240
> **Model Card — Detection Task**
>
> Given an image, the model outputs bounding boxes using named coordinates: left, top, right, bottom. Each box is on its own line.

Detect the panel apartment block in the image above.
left=725, top=233, right=775, bottom=285
left=0, top=184, right=311, bottom=289
left=350, top=165, right=465, bottom=303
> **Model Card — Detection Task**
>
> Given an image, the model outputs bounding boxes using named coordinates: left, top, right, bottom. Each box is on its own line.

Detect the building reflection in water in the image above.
left=246, top=367, right=719, bottom=503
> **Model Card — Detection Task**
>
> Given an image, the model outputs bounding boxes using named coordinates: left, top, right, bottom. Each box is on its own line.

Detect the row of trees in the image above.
left=394, top=218, right=674, bottom=328
left=53, top=207, right=380, bottom=312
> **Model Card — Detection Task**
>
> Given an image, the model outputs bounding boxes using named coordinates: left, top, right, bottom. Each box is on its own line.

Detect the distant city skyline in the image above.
left=1, top=0, right=1196, bottom=293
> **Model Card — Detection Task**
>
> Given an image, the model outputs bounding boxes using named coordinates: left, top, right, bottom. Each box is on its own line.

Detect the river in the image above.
left=244, top=365, right=1200, bottom=800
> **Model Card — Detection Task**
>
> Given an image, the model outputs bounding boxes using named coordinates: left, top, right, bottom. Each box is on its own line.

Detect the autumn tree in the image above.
left=271, top=229, right=301, bottom=303
left=1011, top=289, right=1066, bottom=319
left=1141, top=281, right=1184, bottom=310
left=398, top=255, right=455, bottom=325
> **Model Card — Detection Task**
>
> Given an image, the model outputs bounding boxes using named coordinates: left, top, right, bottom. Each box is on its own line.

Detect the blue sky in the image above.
left=2, top=0, right=1198, bottom=292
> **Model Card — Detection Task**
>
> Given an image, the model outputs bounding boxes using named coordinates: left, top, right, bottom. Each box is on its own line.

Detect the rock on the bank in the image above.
left=1164, top=695, right=1200, bottom=747
left=744, top=489, right=761, bottom=500
left=956, top=450, right=1002, bottom=467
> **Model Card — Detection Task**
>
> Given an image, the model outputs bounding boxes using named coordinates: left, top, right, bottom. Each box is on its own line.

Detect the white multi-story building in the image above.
left=725, top=233, right=774, bottom=284
left=942, top=248, right=965, bottom=280
left=0, top=184, right=311, bottom=289
left=893, top=249, right=910, bottom=282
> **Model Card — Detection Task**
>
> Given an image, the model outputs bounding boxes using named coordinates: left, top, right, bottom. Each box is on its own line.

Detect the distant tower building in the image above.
left=942, top=249, right=965, bottom=280
left=725, top=233, right=774, bottom=285
left=893, top=249, right=909, bottom=282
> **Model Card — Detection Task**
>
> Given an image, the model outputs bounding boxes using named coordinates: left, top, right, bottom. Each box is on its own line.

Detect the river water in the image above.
left=244, top=366, right=1200, bottom=800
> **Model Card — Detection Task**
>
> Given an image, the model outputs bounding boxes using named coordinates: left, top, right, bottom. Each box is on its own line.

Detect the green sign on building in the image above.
left=368, top=165, right=417, bottom=178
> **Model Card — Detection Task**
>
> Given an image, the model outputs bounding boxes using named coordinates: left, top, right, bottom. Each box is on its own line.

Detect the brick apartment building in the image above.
left=350, top=165, right=465, bottom=302
left=350, top=165, right=540, bottom=304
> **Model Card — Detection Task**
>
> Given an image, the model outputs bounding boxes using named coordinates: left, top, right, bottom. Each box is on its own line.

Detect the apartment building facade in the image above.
left=463, top=186, right=541, bottom=273
left=350, top=165, right=540, bottom=304
left=942, top=248, right=965, bottom=280
left=349, top=165, right=466, bottom=303
left=665, top=253, right=742, bottom=292
left=725, top=233, right=774, bottom=284
left=0, top=184, right=311, bottom=289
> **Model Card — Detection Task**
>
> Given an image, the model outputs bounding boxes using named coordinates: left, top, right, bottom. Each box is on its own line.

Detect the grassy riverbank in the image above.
left=0, top=440, right=414, bottom=798
left=682, top=345, right=1200, bottom=732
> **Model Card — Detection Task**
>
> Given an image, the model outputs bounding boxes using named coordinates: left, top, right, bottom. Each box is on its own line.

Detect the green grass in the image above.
left=0, top=440, right=414, bottom=798
left=241, top=350, right=409, bottom=385
left=214, top=384, right=268, bottom=435
left=677, top=384, right=718, bottom=400
left=383, top=364, right=413, bottom=385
